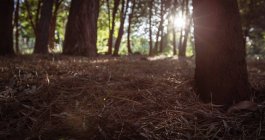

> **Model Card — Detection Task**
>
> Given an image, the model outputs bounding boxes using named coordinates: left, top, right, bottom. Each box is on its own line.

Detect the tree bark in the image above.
left=0, top=0, right=14, bottom=55
left=107, top=0, right=120, bottom=55
left=24, top=0, right=37, bottom=36
left=172, top=0, right=178, bottom=55
left=177, top=0, right=185, bottom=57
left=63, top=0, right=99, bottom=56
left=14, top=0, right=20, bottom=54
left=193, top=0, right=251, bottom=106
left=35, top=0, right=42, bottom=28
left=48, top=0, right=63, bottom=51
left=179, top=0, right=190, bottom=57
left=149, top=0, right=154, bottom=56
left=127, top=0, right=135, bottom=55
left=113, top=0, right=130, bottom=56
left=34, top=0, right=54, bottom=54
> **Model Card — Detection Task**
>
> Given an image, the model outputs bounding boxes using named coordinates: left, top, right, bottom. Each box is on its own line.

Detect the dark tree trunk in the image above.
left=25, top=0, right=37, bottom=36
left=193, top=0, right=251, bottom=106
left=127, top=0, right=135, bottom=55
left=149, top=0, right=154, bottom=56
left=106, top=0, right=111, bottom=53
left=48, top=0, right=62, bottom=51
left=14, top=0, right=20, bottom=54
left=34, top=0, right=54, bottom=54
left=173, top=29, right=177, bottom=55
left=113, top=0, right=130, bottom=56
left=63, top=0, right=99, bottom=56
left=0, top=0, right=14, bottom=55
left=107, top=0, right=120, bottom=55
left=35, top=0, right=42, bottom=28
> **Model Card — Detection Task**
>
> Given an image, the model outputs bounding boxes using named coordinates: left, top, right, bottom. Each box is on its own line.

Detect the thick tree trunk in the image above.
left=107, top=0, right=120, bottom=55
left=113, top=0, right=130, bottom=56
left=0, top=0, right=14, bottom=55
left=193, top=0, right=251, bottom=105
left=34, top=0, right=54, bottom=54
left=63, top=0, right=99, bottom=56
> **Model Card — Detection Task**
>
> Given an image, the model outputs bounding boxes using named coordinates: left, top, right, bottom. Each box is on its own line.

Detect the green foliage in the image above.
left=12, top=0, right=265, bottom=57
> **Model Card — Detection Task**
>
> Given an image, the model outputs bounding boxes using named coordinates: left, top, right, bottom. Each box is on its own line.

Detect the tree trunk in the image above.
left=154, top=1, right=164, bottom=55
left=24, top=0, right=37, bottom=36
left=34, top=0, right=54, bottom=54
left=63, top=0, right=99, bottom=56
left=172, top=0, right=178, bottom=55
left=107, top=0, right=120, bottom=55
left=177, top=0, right=185, bottom=57
left=180, top=18, right=191, bottom=57
left=0, top=0, right=14, bottom=55
left=173, top=29, right=177, bottom=55
left=179, top=0, right=190, bottom=57
left=127, top=0, right=135, bottom=55
left=149, top=0, right=154, bottom=56
left=113, top=0, right=130, bottom=56
left=193, top=0, right=251, bottom=106
left=159, top=26, right=164, bottom=53
left=14, top=0, right=20, bottom=54
left=48, top=0, right=62, bottom=51
left=106, top=0, right=111, bottom=54
left=35, top=0, right=42, bottom=28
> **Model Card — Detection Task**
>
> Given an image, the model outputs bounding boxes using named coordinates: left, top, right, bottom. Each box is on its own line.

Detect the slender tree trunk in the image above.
left=159, top=26, right=164, bottom=53
left=35, top=0, right=42, bottom=28
left=180, top=18, right=191, bottom=57
left=34, top=0, right=54, bottom=54
left=177, top=0, right=185, bottom=56
left=127, top=0, right=135, bottom=55
left=25, top=0, right=37, bottom=36
left=106, top=0, right=111, bottom=54
left=107, top=0, right=120, bottom=55
left=63, top=0, right=99, bottom=56
left=193, top=0, right=251, bottom=106
left=172, top=0, right=178, bottom=55
left=48, top=0, right=62, bottom=51
left=0, top=0, right=14, bottom=55
left=154, top=1, right=163, bottom=54
left=149, top=0, right=154, bottom=56
left=179, top=0, right=190, bottom=57
left=14, top=0, right=20, bottom=54
left=113, top=0, right=130, bottom=56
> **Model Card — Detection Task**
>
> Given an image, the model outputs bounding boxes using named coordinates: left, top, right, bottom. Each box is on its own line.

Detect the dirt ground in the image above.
left=0, top=55, right=264, bottom=140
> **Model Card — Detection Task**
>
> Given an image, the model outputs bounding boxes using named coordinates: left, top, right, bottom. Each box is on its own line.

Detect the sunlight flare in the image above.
left=174, top=15, right=186, bottom=29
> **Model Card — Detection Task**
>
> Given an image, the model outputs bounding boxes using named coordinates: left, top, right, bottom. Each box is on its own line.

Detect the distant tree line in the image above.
left=0, top=0, right=264, bottom=56
left=1, top=0, right=264, bottom=106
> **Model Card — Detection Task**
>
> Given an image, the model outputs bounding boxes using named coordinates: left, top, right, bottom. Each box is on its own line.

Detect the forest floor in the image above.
left=0, top=55, right=265, bottom=140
